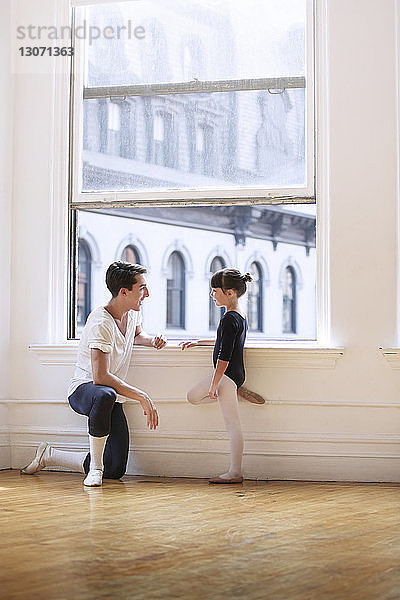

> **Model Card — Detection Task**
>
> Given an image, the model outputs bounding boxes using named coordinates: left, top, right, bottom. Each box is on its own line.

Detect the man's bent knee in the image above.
left=95, top=387, right=117, bottom=405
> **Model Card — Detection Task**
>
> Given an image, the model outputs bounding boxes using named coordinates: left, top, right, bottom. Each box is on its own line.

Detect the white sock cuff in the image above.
left=88, top=434, right=108, bottom=471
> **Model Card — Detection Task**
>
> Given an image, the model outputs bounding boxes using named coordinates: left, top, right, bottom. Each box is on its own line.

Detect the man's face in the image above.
left=121, top=274, right=149, bottom=311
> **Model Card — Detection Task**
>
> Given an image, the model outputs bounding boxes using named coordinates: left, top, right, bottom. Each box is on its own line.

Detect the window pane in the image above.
left=82, top=0, right=307, bottom=87
left=248, top=262, right=263, bottom=332
left=121, top=245, right=141, bottom=263
left=209, top=256, right=226, bottom=329
left=75, top=204, right=316, bottom=340
left=166, top=251, right=185, bottom=328
left=77, top=239, right=92, bottom=331
left=82, top=88, right=305, bottom=192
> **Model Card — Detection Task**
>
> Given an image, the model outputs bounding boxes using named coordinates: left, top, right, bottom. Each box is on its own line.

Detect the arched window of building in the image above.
left=209, top=256, right=226, bottom=329
left=153, top=111, right=177, bottom=168
left=166, top=251, right=185, bottom=328
left=77, top=239, right=92, bottom=329
left=283, top=266, right=296, bottom=334
left=121, top=245, right=141, bottom=264
left=196, top=123, right=215, bottom=176
left=248, top=261, right=263, bottom=332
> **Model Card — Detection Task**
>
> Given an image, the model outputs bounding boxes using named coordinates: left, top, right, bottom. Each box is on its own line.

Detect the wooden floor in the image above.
left=1, top=471, right=399, bottom=600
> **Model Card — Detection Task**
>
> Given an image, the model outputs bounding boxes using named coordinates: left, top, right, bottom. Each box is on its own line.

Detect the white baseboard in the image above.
left=9, top=425, right=400, bottom=482
left=0, top=404, right=10, bottom=469
left=127, top=450, right=400, bottom=482
left=0, top=446, right=10, bottom=470
left=5, top=398, right=400, bottom=482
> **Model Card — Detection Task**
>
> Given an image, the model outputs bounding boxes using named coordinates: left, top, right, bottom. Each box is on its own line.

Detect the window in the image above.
left=195, top=124, right=215, bottom=176
left=166, top=251, right=185, bottom=329
left=120, top=102, right=135, bottom=159
left=153, top=112, right=177, bottom=168
left=70, top=0, right=315, bottom=340
left=106, top=101, right=121, bottom=156
left=209, top=256, right=226, bottom=329
left=77, top=239, right=92, bottom=329
left=76, top=205, right=315, bottom=340
left=283, top=266, right=296, bottom=334
left=248, top=262, right=263, bottom=332
left=76, top=0, right=313, bottom=197
left=121, top=244, right=141, bottom=264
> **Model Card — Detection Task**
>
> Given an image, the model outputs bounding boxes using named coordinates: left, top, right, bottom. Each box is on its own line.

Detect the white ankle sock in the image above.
left=43, top=446, right=86, bottom=473
left=88, top=435, right=108, bottom=471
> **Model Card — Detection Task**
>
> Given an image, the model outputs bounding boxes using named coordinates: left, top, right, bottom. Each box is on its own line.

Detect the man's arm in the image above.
left=134, top=324, right=166, bottom=349
left=91, top=349, right=158, bottom=429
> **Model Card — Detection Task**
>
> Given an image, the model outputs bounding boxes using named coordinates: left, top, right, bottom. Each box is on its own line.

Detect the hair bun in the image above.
left=243, top=272, right=253, bottom=283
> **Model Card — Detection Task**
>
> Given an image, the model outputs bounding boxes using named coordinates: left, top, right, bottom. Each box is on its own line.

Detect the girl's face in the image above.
left=211, top=287, right=232, bottom=307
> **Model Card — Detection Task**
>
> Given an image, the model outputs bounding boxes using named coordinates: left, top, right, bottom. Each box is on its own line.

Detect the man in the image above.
left=21, top=262, right=166, bottom=487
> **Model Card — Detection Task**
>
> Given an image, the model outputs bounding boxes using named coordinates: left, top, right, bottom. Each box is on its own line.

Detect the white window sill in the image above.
left=29, top=343, right=344, bottom=369
left=380, top=348, right=400, bottom=369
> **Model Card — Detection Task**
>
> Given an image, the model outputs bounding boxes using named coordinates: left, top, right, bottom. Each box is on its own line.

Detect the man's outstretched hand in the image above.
left=139, top=394, right=159, bottom=429
left=151, top=333, right=167, bottom=350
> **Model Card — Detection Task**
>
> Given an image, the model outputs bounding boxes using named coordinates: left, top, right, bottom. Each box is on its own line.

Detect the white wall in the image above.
left=0, top=0, right=13, bottom=468
left=4, top=0, right=400, bottom=481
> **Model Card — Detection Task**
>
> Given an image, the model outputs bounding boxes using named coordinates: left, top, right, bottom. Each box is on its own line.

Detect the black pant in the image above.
left=68, top=382, right=129, bottom=479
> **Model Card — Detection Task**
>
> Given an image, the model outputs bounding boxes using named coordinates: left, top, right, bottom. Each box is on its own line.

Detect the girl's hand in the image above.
left=179, top=341, right=198, bottom=351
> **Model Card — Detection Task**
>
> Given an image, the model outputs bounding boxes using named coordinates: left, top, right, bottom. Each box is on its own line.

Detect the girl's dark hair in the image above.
left=106, top=261, right=147, bottom=298
left=210, top=268, right=253, bottom=298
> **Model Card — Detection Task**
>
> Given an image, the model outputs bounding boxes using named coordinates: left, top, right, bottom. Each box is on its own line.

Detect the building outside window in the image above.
left=195, top=124, right=215, bottom=176
left=248, top=261, right=263, bottom=332
left=153, top=112, right=177, bottom=168
left=166, top=251, right=185, bottom=329
left=106, top=101, right=121, bottom=156
left=283, top=266, right=296, bottom=334
left=121, top=244, right=142, bottom=264
left=77, top=239, right=92, bottom=329
left=209, top=256, right=226, bottom=330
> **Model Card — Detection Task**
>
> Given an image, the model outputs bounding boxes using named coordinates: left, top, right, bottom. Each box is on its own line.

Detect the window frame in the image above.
left=66, top=0, right=321, bottom=341
left=69, top=0, right=315, bottom=208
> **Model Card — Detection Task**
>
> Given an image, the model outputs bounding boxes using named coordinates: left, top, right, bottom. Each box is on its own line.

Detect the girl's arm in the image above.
left=209, top=359, right=229, bottom=398
left=180, top=338, right=215, bottom=350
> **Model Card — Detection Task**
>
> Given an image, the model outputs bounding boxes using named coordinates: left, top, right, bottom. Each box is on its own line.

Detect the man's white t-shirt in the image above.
left=67, top=307, right=142, bottom=403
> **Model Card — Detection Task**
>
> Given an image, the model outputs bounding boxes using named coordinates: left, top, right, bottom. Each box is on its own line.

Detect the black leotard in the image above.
left=213, top=311, right=248, bottom=388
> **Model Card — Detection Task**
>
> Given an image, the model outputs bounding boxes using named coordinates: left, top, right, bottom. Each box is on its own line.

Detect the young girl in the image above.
left=181, top=268, right=257, bottom=484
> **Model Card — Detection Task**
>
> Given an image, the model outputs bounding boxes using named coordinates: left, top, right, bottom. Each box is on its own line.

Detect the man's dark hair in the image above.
left=210, top=268, right=253, bottom=298
left=105, top=262, right=147, bottom=298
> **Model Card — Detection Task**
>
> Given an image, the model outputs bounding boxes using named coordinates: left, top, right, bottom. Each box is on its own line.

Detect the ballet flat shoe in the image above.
left=209, top=475, right=244, bottom=484
left=20, top=442, right=49, bottom=475
left=239, top=388, right=266, bottom=404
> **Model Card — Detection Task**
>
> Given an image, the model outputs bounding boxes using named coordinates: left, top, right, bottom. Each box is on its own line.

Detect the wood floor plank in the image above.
left=0, top=471, right=399, bottom=600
